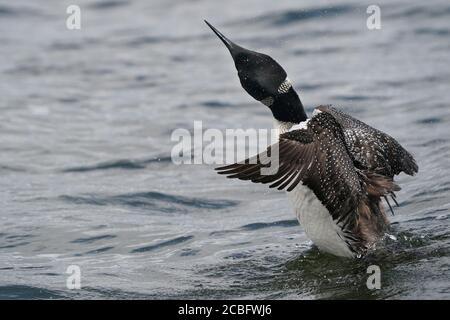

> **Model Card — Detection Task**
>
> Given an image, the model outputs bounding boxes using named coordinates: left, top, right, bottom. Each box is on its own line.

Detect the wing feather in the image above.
left=216, top=113, right=367, bottom=225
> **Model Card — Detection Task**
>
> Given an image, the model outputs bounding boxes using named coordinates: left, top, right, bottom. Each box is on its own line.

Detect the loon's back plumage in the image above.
left=316, top=105, right=418, bottom=178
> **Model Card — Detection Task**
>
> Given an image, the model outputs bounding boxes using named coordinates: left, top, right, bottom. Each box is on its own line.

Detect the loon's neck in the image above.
left=273, top=110, right=310, bottom=138
left=274, top=120, right=294, bottom=134
left=269, top=87, right=308, bottom=124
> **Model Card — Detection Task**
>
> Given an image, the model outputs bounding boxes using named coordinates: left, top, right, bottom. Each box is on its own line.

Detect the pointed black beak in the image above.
left=204, top=20, right=241, bottom=56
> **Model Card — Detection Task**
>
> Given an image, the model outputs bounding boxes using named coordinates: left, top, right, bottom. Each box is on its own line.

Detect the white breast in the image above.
left=287, top=184, right=354, bottom=258
left=274, top=119, right=354, bottom=258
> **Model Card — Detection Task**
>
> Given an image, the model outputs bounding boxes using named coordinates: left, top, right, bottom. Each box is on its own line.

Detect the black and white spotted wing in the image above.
left=316, top=105, right=418, bottom=178
left=216, top=112, right=366, bottom=226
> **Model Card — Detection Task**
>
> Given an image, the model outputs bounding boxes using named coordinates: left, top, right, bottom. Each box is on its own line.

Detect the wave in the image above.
left=388, top=5, right=450, bottom=19
left=200, top=100, right=234, bottom=108
left=61, top=156, right=172, bottom=173
left=241, top=219, right=298, bottom=230
left=415, top=117, right=445, bottom=125
left=71, top=234, right=117, bottom=244
left=88, top=0, right=130, bottom=10
left=80, top=246, right=115, bottom=255
left=0, top=6, right=18, bottom=16
left=0, top=234, right=34, bottom=250
left=239, top=4, right=355, bottom=27
left=0, top=242, right=30, bottom=249
left=59, top=191, right=239, bottom=213
left=292, top=46, right=343, bottom=56
left=131, top=235, right=193, bottom=253
left=0, top=285, right=64, bottom=300
left=415, top=27, right=450, bottom=37
left=209, top=219, right=298, bottom=236
left=0, top=165, right=28, bottom=173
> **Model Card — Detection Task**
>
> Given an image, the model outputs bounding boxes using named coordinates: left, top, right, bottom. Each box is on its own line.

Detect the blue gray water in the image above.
left=1, top=0, right=449, bottom=299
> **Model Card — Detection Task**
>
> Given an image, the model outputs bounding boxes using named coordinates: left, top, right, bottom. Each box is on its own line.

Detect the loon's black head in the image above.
left=205, top=20, right=307, bottom=124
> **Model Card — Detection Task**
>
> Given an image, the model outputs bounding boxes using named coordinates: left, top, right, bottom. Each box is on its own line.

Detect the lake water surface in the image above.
left=0, top=0, right=449, bottom=299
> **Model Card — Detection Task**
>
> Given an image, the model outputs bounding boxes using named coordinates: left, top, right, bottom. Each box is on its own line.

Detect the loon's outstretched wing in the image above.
left=315, top=105, right=418, bottom=178
left=216, top=112, right=399, bottom=231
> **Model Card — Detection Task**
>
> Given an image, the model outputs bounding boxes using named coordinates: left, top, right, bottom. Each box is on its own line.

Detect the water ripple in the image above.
left=0, top=285, right=64, bottom=300
left=246, top=4, right=355, bottom=26
left=415, top=117, right=445, bottom=125
left=200, top=101, right=234, bottom=108
left=0, top=6, right=17, bottom=16
left=81, top=246, right=115, bottom=255
left=131, top=235, right=193, bottom=253
left=88, top=0, right=130, bottom=10
left=0, top=242, right=30, bottom=249
left=59, top=191, right=239, bottom=213
left=241, top=219, right=298, bottom=230
left=415, top=28, right=450, bottom=36
left=71, top=235, right=117, bottom=244
left=60, top=156, right=172, bottom=173
left=389, top=5, right=450, bottom=19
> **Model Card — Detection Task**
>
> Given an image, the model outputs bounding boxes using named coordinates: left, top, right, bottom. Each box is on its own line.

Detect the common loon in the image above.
left=205, top=21, right=418, bottom=258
